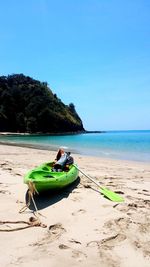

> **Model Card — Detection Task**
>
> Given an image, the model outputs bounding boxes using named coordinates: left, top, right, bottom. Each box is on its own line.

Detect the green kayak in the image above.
left=24, top=162, right=79, bottom=193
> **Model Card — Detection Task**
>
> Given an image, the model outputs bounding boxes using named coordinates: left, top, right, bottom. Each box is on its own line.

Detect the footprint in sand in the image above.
left=72, top=209, right=86, bottom=216
left=0, top=189, right=11, bottom=195
left=143, top=199, right=150, bottom=206
left=103, top=217, right=132, bottom=237
left=0, top=162, right=12, bottom=171
left=48, top=223, right=66, bottom=239
left=100, top=233, right=126, bottom=248
left=134, top=239, right=150, bottom=257
left=115, top=200, right=150, bottom=214
left=87, top=239, right=122, bottom=267
left=71, top=249, right=87, bottom=261
left=58, top=243, right=86, bottom=262
left=87, top=233, right=126, bottom=250
left=31, top=223, right=66, bottom=246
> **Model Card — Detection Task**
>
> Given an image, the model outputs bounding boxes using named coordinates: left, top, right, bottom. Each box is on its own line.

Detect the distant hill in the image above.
left=0, top=74, right=85, bottom=133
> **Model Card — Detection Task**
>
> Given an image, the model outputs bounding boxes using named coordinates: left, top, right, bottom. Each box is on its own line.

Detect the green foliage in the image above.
left=0, top=74, right=84, bottom=133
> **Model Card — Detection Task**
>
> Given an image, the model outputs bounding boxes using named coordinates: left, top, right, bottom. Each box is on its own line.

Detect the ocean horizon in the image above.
left=0, top=130, right=150, bottom=162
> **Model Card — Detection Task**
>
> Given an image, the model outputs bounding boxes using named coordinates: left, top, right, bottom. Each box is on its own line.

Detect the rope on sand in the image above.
left=0, top=181, right=47, bottom=232
left=19, top=181, right=39, bottom=214
left=0, top=217, right=47, bottom=232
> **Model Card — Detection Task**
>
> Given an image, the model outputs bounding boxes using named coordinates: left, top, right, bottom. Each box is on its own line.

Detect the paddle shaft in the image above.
left=74, top=165, right=124, bottom=202
left=74, top=165, right=101, bottom=188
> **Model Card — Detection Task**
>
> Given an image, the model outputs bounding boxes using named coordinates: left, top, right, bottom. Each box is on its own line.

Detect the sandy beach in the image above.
left=0, top=144, right=150, bottom=267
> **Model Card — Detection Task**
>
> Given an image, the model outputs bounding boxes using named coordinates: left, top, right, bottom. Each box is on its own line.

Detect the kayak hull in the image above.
left=24, top=162, right=79, bottom=193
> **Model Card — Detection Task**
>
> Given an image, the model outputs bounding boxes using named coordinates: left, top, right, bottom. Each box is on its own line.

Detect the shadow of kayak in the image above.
left=25, top=176, right=80, bottom=211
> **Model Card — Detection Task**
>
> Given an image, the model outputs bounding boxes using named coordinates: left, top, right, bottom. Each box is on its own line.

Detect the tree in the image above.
left=68, top=103, right=76, bottom=113
left=0, top=74, right=85, bottom=133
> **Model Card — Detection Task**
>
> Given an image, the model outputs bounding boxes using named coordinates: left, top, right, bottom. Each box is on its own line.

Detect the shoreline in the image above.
left=1, top=130, right=150, bottom=164
left=0, top=130, right=104, bottom=137
left=0, top=144, right=150, bottom=266
left=0, top=140, right=150, bottom=165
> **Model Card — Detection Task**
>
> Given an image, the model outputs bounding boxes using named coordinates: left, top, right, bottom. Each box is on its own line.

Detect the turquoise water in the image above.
left=0, top=130, right=150, bottom=162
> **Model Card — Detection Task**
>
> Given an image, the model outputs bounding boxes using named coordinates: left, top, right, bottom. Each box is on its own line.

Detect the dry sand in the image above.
left=0, top=144, right=150, bottom=267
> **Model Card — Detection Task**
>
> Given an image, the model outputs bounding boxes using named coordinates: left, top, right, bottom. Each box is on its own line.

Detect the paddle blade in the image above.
left=100, top=187, right=124, bottom=202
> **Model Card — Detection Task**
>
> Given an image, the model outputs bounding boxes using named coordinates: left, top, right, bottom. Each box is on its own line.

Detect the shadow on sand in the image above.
left=25, top=177, right=80, bottom=212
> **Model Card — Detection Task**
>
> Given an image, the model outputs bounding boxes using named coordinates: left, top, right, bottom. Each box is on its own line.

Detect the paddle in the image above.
left=74, top=165, right=124, bottom=202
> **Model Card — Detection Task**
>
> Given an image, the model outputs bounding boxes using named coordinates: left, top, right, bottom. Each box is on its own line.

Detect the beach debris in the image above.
left=69, top=239, right=82, bottom=244
left=0, top=216, right=47, bottom=232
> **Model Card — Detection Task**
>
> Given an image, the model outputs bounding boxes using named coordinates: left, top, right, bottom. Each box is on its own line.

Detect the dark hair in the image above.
left=56, top=149, right=62, bottom=161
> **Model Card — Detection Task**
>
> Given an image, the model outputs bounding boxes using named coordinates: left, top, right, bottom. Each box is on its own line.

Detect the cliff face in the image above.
left=0, top=74, right=85, bottom=133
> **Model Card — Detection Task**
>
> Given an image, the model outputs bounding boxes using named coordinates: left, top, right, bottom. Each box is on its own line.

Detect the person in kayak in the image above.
left=52, top=148, right=68, bottom=172
left=52, top=148, right=74, bottom=172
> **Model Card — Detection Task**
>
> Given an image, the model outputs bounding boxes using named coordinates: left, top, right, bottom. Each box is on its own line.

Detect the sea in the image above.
left=0, top=130, right=150, bottom=162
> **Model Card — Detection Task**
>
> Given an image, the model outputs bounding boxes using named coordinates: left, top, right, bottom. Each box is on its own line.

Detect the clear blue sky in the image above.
left=0, top=0, right=150, bottom=131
